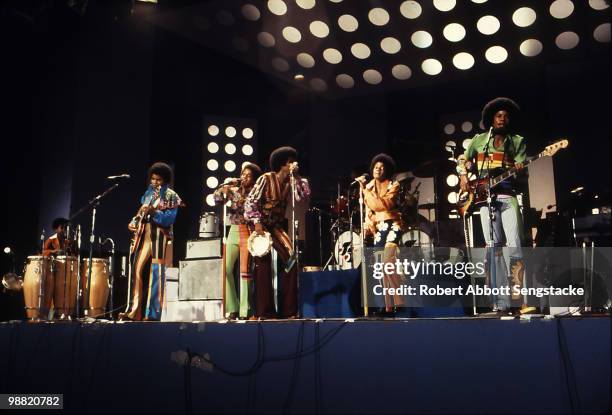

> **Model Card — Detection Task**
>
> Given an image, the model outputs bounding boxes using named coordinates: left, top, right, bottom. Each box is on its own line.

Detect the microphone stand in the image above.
left=102, top=238, right=115, bottom=320
left=481, top=127, right=498, bottom=310
left=70, top=182, right=122, bottom=318
left=358, top=184, right=368, bottom=317
left=38, top=229, right=46, bottom=321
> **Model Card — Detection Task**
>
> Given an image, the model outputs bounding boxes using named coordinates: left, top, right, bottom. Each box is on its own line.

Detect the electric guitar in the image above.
left=456, top=139, right=569, bottom=217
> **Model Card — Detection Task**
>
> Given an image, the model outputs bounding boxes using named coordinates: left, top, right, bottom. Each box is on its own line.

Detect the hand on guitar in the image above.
left=514, top=162, right=524, bottom=170
left=459, top=175, right=470, bottom=192
left=128, top=222, right=138, bottom=232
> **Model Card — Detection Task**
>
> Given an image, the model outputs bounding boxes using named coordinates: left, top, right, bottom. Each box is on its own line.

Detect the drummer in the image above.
left=214, top=163, right=262, bottom=320
left=355, top=154, right=406, bottom=316
left=43, top=217, right=74, bottom=257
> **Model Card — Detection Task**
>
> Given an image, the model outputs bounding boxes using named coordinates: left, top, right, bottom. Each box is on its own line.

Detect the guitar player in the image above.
left=119, top=162, right=182, bottom=321
left=457, top=97, right=534, bottom=316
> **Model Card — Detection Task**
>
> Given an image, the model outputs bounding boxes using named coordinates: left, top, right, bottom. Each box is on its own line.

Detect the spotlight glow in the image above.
left=519, top=39, right=543, bottom=57
left=421, top=58, right=442, bottom=75
left=225, top=143, right=237, bottom=155
left=589, top=0, right=609, bottom=10
left=241, top=4, right=260, bottom=21
left=433, top=0, right=456, bottom=12
left=257, top=32, right=275, bottom=47
left=594, top=23, right=611, bottom=43
left=206, top=176, right=219, bottom=188
left=296, top=0, right=316, bottom=10
left=323, top=48, right=342, bottom=64
left=207, top=159, right=219, bottom=171
left=351, top=43, right=371, bottom=59
left=206, top=194, right=216, bottom=207
left=391, top=64, right=412, bottom=80
left=485, top=46, right=508, bottom=63
left=242, top=128, right=254, bottom=139
left=363, top=69, right=382, bottom=85
left=555, top=31, right=579, bottom=49
left=282, top=26, right=302, bottom=43
left=338, top=14, right=358, bottom=32
left=452, top=52, right=475, bottom=70
left=225, top=126, right=237, bottom=137
left=400, top=1, right=422, bottom=19
left=297, top=53, right=315, bottom=68
left=267, top=0, right=287, bottom=16
left=447, top=192, right=459, bottom=204
left=208, top=125, right=219, bottom=136
left=512, top=7, right=536, bottom=27
left=336, top=74, right=355, bottom=88
left=462, top=138, right=472, bottom=150
left=207, top=142, right=219, bottom=153
left=411, top=31, right=433, bottom=48
left=224, top=161, right=237, bottom=172
left=446, top=175, right=459, bottom=187
left=461, top=121, right=473, bottom=132
left=444, top=124, right=455, bottom=135
left=443, top=23, right=466, bottom=42
left=380, top=37, right=401, bottom=54
left=549, top=0, right=574, bottom=19
left=368, top=8, right=390, bottom=26
left=242, top=144, right=254, bottom=156
left=310, top=21, right=329, bottom=38
left=477, top=15, right=500, bottom=35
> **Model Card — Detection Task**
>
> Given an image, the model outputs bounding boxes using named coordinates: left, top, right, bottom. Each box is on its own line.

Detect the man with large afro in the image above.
left=120, top=162, right=183, bottom=321
left=244, top=146, right=310, bottom=319
left=456, top=97, right=533, bottom=315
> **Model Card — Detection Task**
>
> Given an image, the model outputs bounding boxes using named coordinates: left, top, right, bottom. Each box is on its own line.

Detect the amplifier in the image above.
left=185, top=238, right=222, bottom=259
left=179, top=258, right=222, bottom=300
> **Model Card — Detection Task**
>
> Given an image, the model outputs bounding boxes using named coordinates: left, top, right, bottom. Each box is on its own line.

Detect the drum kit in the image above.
left=19, top=253, right=110, bottom=320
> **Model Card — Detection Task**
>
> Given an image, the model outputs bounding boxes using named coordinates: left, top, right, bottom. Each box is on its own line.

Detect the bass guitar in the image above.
left=457, top=139, right=569, bottom=217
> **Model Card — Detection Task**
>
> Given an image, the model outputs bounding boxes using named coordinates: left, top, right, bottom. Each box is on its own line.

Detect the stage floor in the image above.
left=0, top=316, right=610, bottom=414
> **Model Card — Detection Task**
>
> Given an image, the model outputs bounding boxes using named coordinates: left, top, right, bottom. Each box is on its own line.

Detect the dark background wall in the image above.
left=1, top=0, right=610, bottom=273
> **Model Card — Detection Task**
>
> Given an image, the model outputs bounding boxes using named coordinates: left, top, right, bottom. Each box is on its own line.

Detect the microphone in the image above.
left=219, top=177, right=241, bottom=186
left=107, top=174, right=130, bottom=180
left=350, top=174, right=370, bottom=186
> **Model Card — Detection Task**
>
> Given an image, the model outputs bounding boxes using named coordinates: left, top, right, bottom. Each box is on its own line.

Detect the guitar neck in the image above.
left=489, top=150, right=546, bottom=187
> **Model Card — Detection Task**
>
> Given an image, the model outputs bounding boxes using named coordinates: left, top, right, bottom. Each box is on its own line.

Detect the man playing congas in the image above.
left=119, top=162, right=182, bottom=321
left=43, top=217, right=75, bottom=257
left=245, top=146, right=310, bottom=319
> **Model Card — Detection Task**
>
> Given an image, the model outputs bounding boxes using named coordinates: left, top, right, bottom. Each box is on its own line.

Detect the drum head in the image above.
left=248, top=231, right=273, bottom=257
left=334, top=231, right=362, bottom=269
left=400, top=228, right=432, bottom=247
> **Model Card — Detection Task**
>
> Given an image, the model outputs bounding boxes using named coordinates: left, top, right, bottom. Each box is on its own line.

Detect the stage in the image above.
left=1, top=316, right=610, bottom=414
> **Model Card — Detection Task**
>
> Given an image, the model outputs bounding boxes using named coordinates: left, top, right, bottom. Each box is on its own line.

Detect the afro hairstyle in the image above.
left=52, top=217, right=69, bottom=230
left=370, top=153, right=396, bottom=180
left=269, top=146, right=298, bottom=172
left=242, top=162, right=263, bottom=179
left=148, top=162, right=173, bottom=184
left=481, top=97, right=520, bottom=129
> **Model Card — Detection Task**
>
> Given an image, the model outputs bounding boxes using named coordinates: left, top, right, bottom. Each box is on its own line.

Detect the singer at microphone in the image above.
left=107, top=173, right=130, bottom=180
left=351, top=174, right=370, bottom=186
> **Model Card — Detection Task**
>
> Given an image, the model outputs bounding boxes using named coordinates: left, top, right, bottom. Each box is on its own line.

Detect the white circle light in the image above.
left=257, top=32, right=275, bottom=47
left=225, top=143, right=237, bottom=155
left=323, top=48, right=342, bottom=64
left=444, top=124, right=455, bottom=135
left=351, top=43, right=371, bottom=59
left=589, top=0, right=609, bottom=10
left=485, top=46, right=508, bottom=64
left=282, top=26, right=302, bottom=43
left=242, top=128, right=254, bottom=139
left=368, top=8, right=390, bottom=26
left=207, top=142, right=219, bottom=153
left=422, top=59, right=442, bottom=75
left=443, top=23, right=466, bottom=42
left=310, top=21, right=329, bottom=38
left=446, top=175, right=459, bottom=187
left=550, top=0, right=574, bottom=19
left=519, top=39, right=543, bottom=57
left=242, top=145, right=254, bottom=156
left=447, top=192, right=459, bottom=204
left=206, top=194, right=216, bottom=207
left=268, top=0, right=287, bottom=16
left=208, top=125, right=219, bottom=136
left=452, top=52, right=475, bottom=70
left=241, top=4, right=260, bottom=21
left=225, top=126, right=237, bottom=137
left=512, top=7, right=536, bottom=27
left=297, top=53, right=315, bottom=68
left=461, top=121, right=473, bottom=132
left=381, top=37, right=401, bottom=54
left=224, top=161, right=237, bottom=172
left=363, top=69, right=382, bottom=85
left=477, top=15, right=500, bottom=35
left=411, top=31, right=433, bottom=48
left=594, top=23, right=611, bottom=43
left=206, top=176, right=219, bottom=188
left=336, top=74, right=355, bottom=89
left=207, top=159, right=219, bottom=171
left=433, top=0, right=456, bottom=12
left=555, top=31, right=579, bottom=50
left=296, top=0, right=316, bottom=10
left=391, top=64, right=412, bottom=80
left=462, top=138, right=472, bottom=150
left=338, top=14, right=358, bottom=32
left=400, top=1, right=422, bottom=19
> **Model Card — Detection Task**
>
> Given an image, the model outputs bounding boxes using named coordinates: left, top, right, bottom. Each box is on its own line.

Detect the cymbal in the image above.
left=417, top=203, right=437, bottom=210
left=394, top=172, right=415, bottom=183
left=413, top=159, right=456, bottom=178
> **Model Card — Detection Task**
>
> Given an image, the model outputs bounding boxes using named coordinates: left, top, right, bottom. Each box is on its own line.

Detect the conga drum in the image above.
left=81, top=258, right=110, bottom=318
left=53, top=256, right=78, bottom=318
left=22, top=256, right=53, bottom=320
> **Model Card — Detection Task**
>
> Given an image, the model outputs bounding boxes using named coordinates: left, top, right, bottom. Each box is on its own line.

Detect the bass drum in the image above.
left=334, top=231, right=363, bottom=269
left=22, top=256, right=53, bottom=320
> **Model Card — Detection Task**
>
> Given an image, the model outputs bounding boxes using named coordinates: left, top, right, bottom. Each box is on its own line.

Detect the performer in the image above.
left=119, top=162, right=182, bottom=321
left=43, top=217, right=74, bottom=256
left=457, top=97, right=529, bottom=314
left=356, top=154, right=406, bottom=315
left=245, top=146, right=310, bottom=319
left=214, top=163, right=262, bottom=320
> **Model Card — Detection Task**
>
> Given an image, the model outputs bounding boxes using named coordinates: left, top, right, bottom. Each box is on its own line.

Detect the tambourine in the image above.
left=247, top=231, right=273, bottom=257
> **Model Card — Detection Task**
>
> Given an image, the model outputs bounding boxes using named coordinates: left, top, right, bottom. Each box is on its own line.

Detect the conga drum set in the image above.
left=22, top=254, right=110, bottom=320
